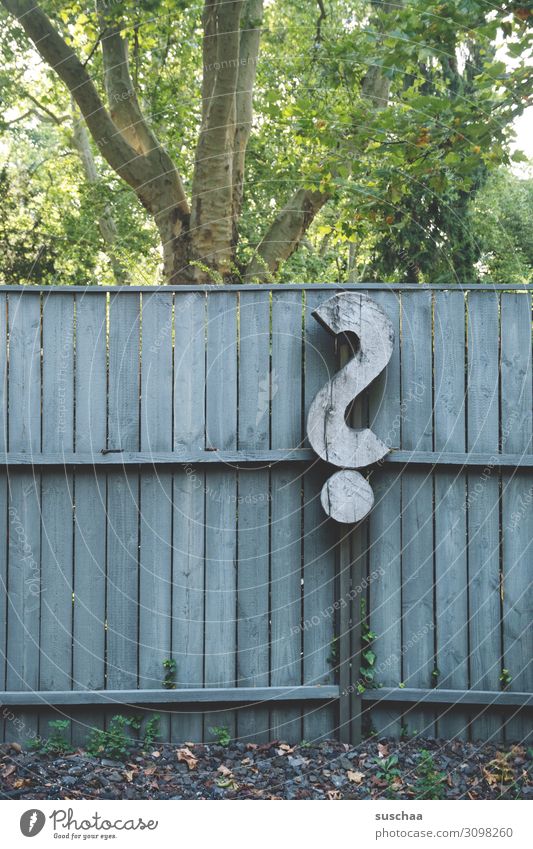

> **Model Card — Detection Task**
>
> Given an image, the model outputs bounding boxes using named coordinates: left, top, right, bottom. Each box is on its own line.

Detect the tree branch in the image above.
left=243, top=187, right=328, bottom=282
left=231, top=0, right=263, bottom=243
left=190, top=0, right=244, bottom=274
left=0, top=0, right=151, bottom=191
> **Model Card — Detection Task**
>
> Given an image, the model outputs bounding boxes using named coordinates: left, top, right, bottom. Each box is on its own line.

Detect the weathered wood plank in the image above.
left=106, top=294, right=140, bottom=692
left=434, top=290, right=469, bottom=739
left=501, top=292, right=533, bottom=744
left=204, top=292, right=238, bottom=741
left=172, top=290, right=206, bottom=743
left=72, top=294, right=107, bottom=744
left=361, top=688, right=533, bottom=708
left=39, top=295, right=75, bottom=741
left=0, top=283, right=529, bottom=293
left=5, top=293, right=41, bottom=744
left=467, top=291, right=502, bottom=742
left=0, top=296, right=7, bottom=742
left=368, top=291, right=402, bottom=738
left=270, top=290, right=304, bottom=742
left=2, top=448, right=531, bottom=467
left=0, top=686, right=340, bottom=707
left=237, top=292, right=271, bottom=742
left=139, top=292, right=173, bottom=741
left=400, top=290, right=435, bottom=738
left=303, top=290, right=337, bottom=741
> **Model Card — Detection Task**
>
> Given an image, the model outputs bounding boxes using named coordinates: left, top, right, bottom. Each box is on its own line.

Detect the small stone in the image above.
left=107, top=771, right=123, bottom=783
left=101, top=758, right=121, bottom=767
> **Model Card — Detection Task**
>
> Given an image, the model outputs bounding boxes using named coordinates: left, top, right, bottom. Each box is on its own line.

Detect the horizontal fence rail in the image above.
left=0, top=283, right=531, bottom=747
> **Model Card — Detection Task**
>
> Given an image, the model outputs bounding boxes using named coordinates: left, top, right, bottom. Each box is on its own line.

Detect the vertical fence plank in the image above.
left=73, top=294, right=107, bottom=745
left=434, top=291, right=469, bottom=739
left=303, top=290, right=337, bottom=742
left=467, top=291, right=502, bottom=742
left=400, top=291, right=435, bottom=738
left=501, top=292, right=533, bottom=744
left=40, top=294, right=75, bottom=740
left=368, top=291, right=402, bottom=738
left=270, top=290, right=303, bottom=742
left=237, top=292, right=271, bottom=741
left=6, top=293, right=41, bottom=745
left=139, top=292, right=173, bottom=742
left=172, top=292, right=206, bottom=743
left=0, top=295, right=7, bottom=742
left=204, top=292, right=238, bottom=741
left=106, top=294, right=140, bottom=702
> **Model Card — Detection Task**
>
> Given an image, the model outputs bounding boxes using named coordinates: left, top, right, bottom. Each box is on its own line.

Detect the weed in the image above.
left=359, top=598, right=378, bottom=692
left=327, top=636, right=339, bottom=666
left=86, top=714, right=141, bottom=761
left=162, top=658, right=177, bottom=690
left=29, top=720, right=73, bottom=755
left=375, top=754, right=401, bottom=798
left=413, top=750, right=446, bottom=800
left=209, top=726, right=231, bottom=747
left=143, top=715, right=161, bottom=749
left=499, top=668, right=512, bottom=689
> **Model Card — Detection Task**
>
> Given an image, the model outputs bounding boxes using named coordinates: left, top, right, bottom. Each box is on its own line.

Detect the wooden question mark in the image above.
left=306, top=293, right=394, bottom=523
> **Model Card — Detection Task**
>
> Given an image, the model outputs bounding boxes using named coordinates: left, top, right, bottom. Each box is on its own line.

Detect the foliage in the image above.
left=412, top=749, right=446, bottom=799
left=209, top=726, right=231, bottom=747
left=28, top=719, right=73, bottom=755
left=375, top=753, right=402, bottom=797
left=162, top=659, right=177, bottom=690
left=0, top=0, right=531, bottom=284
left=86, top=714, right=142, bottom=761
left=358, top=597, right=378, bottom=693
left=86, top=713, right=161, bottom=760
left=500, top=668, right=513, bottom=689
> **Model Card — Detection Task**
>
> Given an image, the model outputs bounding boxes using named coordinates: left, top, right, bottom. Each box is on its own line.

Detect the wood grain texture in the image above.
left=466, top=291, right=501, bottom=742
left=0, top=297, right=7, bottom=742
left=204, top=292, right=238, bottom=741
left=303, top=290, right=337, bottom=741
left=237, top=292, right=271, bottom=741
left=501, top=292, right=533, bottom=745
left=400, top=290, right=435, bottom=738
left=139, top=292, right=173, bottom=741
left=106, top=295, right=140, bottom=695
left=270, top=290, right=304, bottom=742
left=307, top=292, right=394, bottom=470
left=72, top=294, right=107, bottom=743
left=172, top=291, right=206, bottom=743
left=367, top=291, right=402, bottom=738
left=6, top=293, right=41, bottom=744
left=434, top=291, right=469, bottom=740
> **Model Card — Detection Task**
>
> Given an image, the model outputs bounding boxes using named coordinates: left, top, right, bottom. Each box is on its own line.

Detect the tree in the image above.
left=1, top=0, right=531, bottom=284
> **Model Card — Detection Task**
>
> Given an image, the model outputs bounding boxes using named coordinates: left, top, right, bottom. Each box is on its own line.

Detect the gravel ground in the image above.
left=1, top=738, right=531, bottom=800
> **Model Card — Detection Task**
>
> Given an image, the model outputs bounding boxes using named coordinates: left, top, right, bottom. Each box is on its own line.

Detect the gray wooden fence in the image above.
left=0, top=283, right=531, bottom=747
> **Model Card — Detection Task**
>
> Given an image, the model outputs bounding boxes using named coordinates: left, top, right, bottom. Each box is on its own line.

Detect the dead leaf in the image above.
left=347, top=770, right=365, bottom=785
left=1, top=765, right=15, bottom=778
left=377, top=743, right=389, bottom=759
left=240, top=757, right=252, bottom=766
left=10, top=743, right=22, bottom=754
left=246, top=743, right=258, bottom=750
left=144, top=765, right=157, bottom=776
left=151, top=751, right=161, bottom=758
left=277, top=743, right=295, bottom=754
left=217, top=764, right=232, bottom=776
left=327, top=790, right=342, bottom=800
left=177, top=747, right=198, bottom=771
left=124, top=770, right=134, bottom=783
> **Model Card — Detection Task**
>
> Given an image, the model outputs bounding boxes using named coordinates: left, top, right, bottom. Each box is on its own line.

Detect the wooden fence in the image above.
left=0, top=283, right=531, bottom=747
